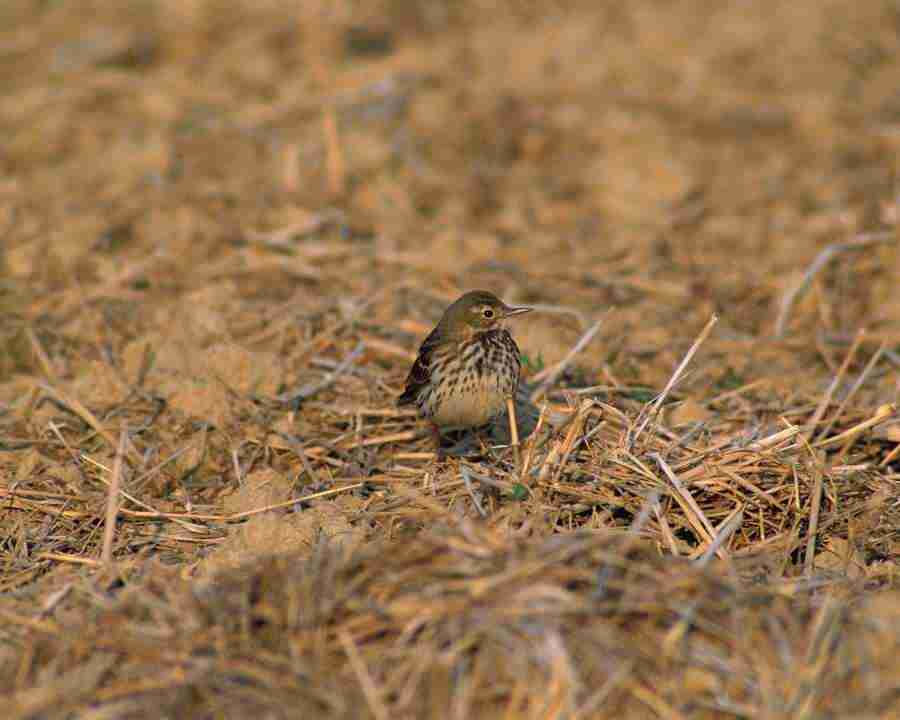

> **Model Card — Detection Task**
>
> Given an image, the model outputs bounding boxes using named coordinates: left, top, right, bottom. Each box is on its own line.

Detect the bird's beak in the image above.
left=502, top=305, right=532, bottom=319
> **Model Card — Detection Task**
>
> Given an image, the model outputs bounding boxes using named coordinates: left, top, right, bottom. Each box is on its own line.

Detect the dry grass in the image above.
left=2, top=0, right=900, bottom=717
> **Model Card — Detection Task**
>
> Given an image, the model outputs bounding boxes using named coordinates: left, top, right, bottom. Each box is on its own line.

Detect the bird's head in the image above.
left=440, top=290, right=532, bottom=336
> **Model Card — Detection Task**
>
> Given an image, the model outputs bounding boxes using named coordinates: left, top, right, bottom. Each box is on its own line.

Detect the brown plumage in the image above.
left=398, top=291, right=532, bottom=438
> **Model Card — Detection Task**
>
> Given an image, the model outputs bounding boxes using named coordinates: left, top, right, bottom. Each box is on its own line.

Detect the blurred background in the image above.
left=3, top=1, right=898, bottom=372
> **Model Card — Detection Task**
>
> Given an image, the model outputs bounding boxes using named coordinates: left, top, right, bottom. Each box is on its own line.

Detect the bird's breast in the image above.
left=425, top=330, right=520, bottom=428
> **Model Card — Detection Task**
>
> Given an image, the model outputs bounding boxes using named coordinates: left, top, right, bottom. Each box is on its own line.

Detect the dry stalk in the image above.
left=36, top=553, right=103, bottom=567
left=529, top=313, right=609, bottom=402
left=100, top=427, right=127, bottom=566
left=274, top=431, right=325, bottom=486
left=277, top=341, right=365, bottom=406
left=520, top=401, right=547, bottom=480
left=506, top=396, right=521, bottom=473
left=84, top=455, right=212, bottom=533
left=38, top=383, right=140, bottom=463
left=545, top=400, right=593, bottom=487
left=652, top=453, right=718, bottom=553
left=338, top=630, right=390, bottom=720
left=878, top=441, right=900, bottom=467
left=654, top=503, right=680, bottom=555
left=804, top=454, right=826, bottom=577
left=774, top=232, right=895, bottom=337
left=787, top=597, right=846, bottom=717
left=812, top=404, right=895, bottom=449
left=804, top=329, right=865, bottom=441
left=131, top=444, right=195, bottom=493
left=460, top=466, right=487, bottom=517
left=695, top=506, right=744, bottom=565
left=25, top=327, right=59, bottom=384
left=628, top=313, right=719, bottom=448
left=816, top=342, right=886, bottom=443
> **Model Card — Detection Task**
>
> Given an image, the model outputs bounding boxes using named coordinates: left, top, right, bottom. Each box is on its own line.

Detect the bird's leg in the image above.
left=430, top=421, right=447, bottom=461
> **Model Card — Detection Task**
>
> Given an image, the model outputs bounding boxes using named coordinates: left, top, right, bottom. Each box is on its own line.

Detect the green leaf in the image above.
left=717, top=367, right=744, bottom=391
left=625, top=388, right=657, bottom=403
left=520, top=352, right=545, bottom=372
left=509, top=483, right=529, bottom=501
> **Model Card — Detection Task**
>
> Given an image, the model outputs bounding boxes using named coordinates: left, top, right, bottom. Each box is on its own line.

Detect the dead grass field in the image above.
left=2, top=0, right=900, bottom=717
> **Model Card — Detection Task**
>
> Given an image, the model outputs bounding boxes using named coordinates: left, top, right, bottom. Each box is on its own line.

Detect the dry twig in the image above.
left=629, top=314, right=719, bottom=448
left=774, top=232, right=895, bottom=337
left=100, top=427, right=127, bottom=566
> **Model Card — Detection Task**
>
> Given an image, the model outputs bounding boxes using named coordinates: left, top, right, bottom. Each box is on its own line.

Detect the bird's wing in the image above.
left=397, top=325, right=441, bottom=406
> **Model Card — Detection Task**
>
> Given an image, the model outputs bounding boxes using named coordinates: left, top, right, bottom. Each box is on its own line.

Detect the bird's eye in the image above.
left=483, top=308, right=494, bottom=319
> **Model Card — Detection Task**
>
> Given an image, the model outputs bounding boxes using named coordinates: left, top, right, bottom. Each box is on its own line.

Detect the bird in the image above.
left=398, top=290, right=532, bottom=452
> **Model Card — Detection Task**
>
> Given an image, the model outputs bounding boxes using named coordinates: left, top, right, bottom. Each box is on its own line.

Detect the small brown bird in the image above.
left=398, top=290, right=532, bottom=448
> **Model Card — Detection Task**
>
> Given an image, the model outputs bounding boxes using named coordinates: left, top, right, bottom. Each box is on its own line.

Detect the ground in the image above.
left=1, top=0, right=900, bottom=717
